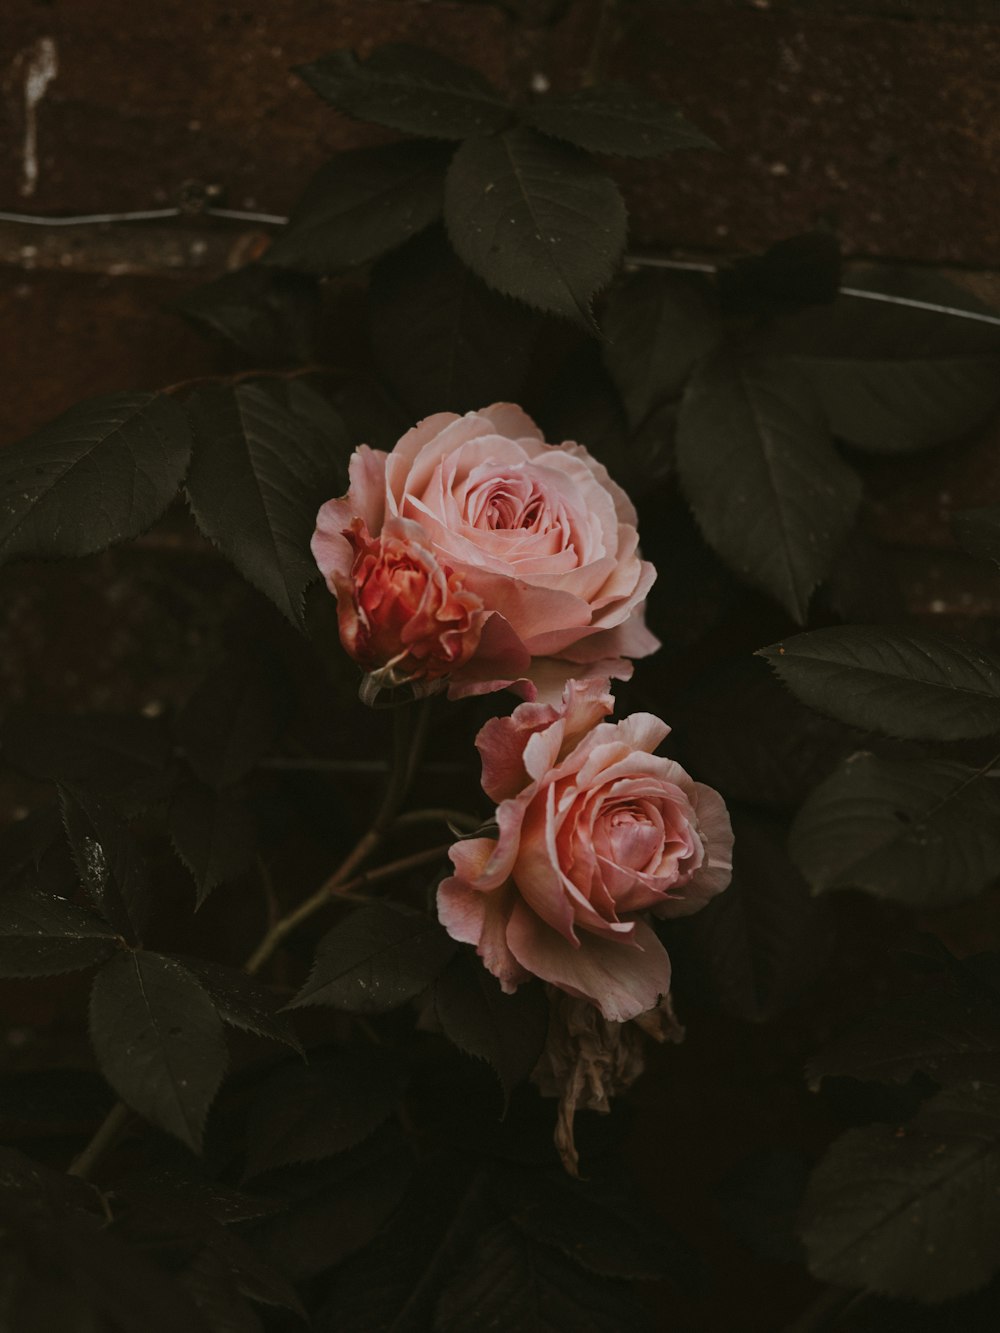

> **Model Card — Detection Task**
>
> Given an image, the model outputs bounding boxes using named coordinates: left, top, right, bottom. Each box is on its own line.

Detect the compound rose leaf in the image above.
left=264, top=141, right=450, bottom=275
left=290, top=903, right=457, bottom=1015
left=790, top=754, right=1000, bottom=907
left=89, top=951, right=227, bottom=1153
left=445, top=127, right=626, bottom=330
left=526, top=80, right=715, bottom=159
left=0, top=391, right=192, bottom=565
left=298, top=45, right=511, bottom=139
left=676, top=350, right=861, bottom=621
left=760, top=626, right=1000, bottom=742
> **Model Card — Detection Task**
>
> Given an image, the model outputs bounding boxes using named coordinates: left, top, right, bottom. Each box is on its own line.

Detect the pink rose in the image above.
left=333, top=518, right=485, bottom=703
left=437, top=678, right=734, bottom=1022
left=312, top=404, right=658, bottom=702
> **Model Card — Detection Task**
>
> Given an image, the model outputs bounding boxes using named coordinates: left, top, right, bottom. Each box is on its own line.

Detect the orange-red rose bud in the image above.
left=336, top=518, right=485, bottom=698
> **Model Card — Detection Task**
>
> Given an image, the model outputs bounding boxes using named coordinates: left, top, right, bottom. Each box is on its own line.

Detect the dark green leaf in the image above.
left=954, top=505, right=1000, bottom=567
left=290, top=902, right=457, bottom=1014
left=434, top=951, right=549, bottom=1104
left=368, top=227, right=540, bottom=417
left=179, top=1251, right=264, bottom=1333
left=174, top=652, right=288, bottom=789
left=0, top=883, right=120, bottom=978
left=754, top=270, right=1000, bottom=454
left=111, top=1190, right=304, bottom=1322
left=117, top=1163, right=279, bottom=1227
left=297, top=44, right=510, bottom=139
left=318, top=1156, right=492, bottom=1333
left=269, top=378, right=354, bottom=480
left=526, top=80, right=714, bottom=158
left=800, top=1081, right=1000, bottom=1302
left=89, top=951, right=227, bottom=1152
left=177, top=956, right=302, bottom=1053
left=716, top=232, right=842, bottom=317
left=59, top=787, right=150, bottom=944
left=664, top=809, right=831, bottom=1023
left=0, top=392, right=192, bottom=564
left=672, top=656, right=871, bottom=809
left=435, top=1219, right=656, bottom=1333
left=0, top=807, right=79, bottom=900
left=505, top=1168, right=698, bottom=1285
left=602, top=271, right=722, bottom=428
left=789, top=753, right=1000, bottom=907
left=676, top=350, right=862, bottom=620
left=445, top=127, right=627, bottom=329
left=760, top=626, right=1000, bottom=742
left=793, top=353, right=1000, bottom=453
left=1, top=712, right=171, bottom=808
left=264, top=141, right=450, bottom=275
left=807, top=981, right=1000, bottom=1089
left=254, top=1131, right=412, bottom=1279
left=197, top=1221, right=304, bottom=1317
left=0, top=1178, right=212, bottom=1333
left=244, top=1048, right=405, bottom=1176
left=185, top=382, right=348, bottom=625
left=0, top=1144, right=99, bottom=1211
left=175, top=265, right=322, bottom=365
left=168, top=783, right=258, bottom=907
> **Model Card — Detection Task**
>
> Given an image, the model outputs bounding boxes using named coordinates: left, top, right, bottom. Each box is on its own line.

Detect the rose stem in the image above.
left=69, top=699, right=436, bottom=1181
left=243, top=841, right=449, bottom=975
left=66, top=1101, right=133, bottom=1180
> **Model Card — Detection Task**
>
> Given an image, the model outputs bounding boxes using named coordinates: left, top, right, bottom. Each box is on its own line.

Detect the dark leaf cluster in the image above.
left=3, top=29, right=1000, bottom=1333
left=266, top=42, right=714, bottom=328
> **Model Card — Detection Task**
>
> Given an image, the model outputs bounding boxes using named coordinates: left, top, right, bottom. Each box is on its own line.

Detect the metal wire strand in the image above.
left=2, top=209, right=999, bottom=327
left=627, top=253, right=1000, bottom=328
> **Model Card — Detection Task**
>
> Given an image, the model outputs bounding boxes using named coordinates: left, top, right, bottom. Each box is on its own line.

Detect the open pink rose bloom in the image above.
left=312, top=404, right=658, bottom=703
left=437, top=678, right=734, bottom=1022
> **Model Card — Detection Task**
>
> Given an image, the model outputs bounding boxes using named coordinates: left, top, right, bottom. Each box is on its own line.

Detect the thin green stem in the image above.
left=69, top=699, right=435, bottom=1180
left=783, top=1288, right=871, bottom=1333
left=393, top=808, right=485, bottom=834
left=67, top=1101, right=132, bottom=1180
left=244, top=699, right=432, bottom=975
left=160, top=363, right=337, bottom=397
left=244, top=842, right=450, bottom=975
left=582, top=0, right=619, bottom=88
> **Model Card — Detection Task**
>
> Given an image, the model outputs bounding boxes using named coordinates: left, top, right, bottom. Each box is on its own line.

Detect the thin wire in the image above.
left=2, top=210, right=999, bottom=328
left=839, top=286, right=1000, bottom=328
left=206, top=206, right=290, bottom=225
left=628, top=253, right=1000, bottom=328
left=627, top=254, right=716, bottom=274
left=0, top=206, right=290, bottom=227
left=0, top=207, right=183, bottom=226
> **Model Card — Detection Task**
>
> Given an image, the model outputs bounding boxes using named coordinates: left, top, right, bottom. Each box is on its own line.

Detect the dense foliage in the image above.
left=3, top=37, right=1000, bottom=1333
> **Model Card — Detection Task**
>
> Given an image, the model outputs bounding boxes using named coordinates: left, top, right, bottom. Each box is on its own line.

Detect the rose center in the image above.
left=599, top=801, right=663, bottom=871
left=469, top=476, right=549, bottom=533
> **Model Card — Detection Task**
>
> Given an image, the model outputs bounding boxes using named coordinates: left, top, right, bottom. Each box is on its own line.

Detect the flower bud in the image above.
left=336, top=518, right=485, bottom=701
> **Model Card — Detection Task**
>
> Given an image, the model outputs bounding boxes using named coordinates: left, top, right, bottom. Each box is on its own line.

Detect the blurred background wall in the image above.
left=2, top=0, right=999, bottom=440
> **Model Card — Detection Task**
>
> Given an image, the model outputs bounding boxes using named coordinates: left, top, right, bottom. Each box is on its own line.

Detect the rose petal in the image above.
left=525, top=655, right=634, bottom=706
left=654, top=782, right=734, bottom=916
left=478, top=402, right=546, bottom=442
left=507, top=906, right=671, bottom=1022
left=437, top=878, right=528, bottom=993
